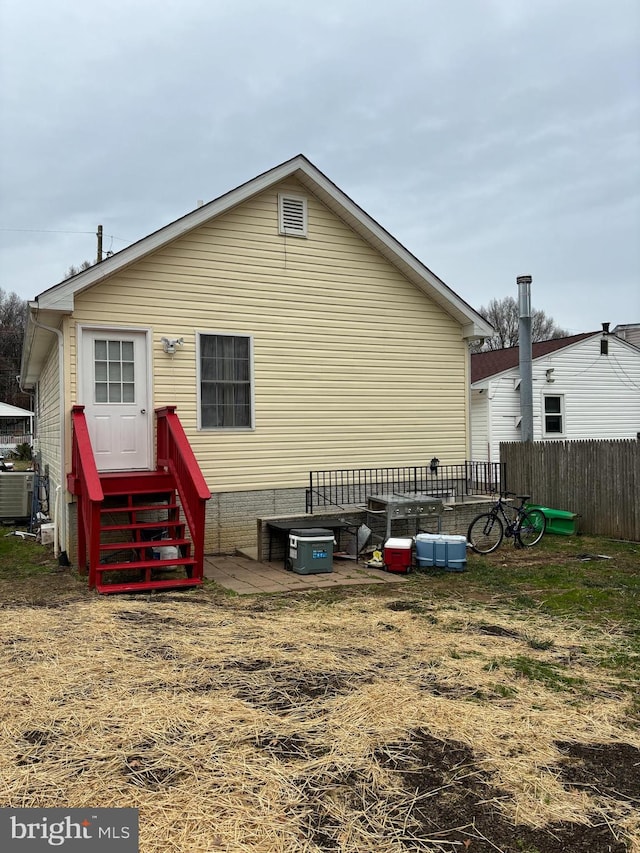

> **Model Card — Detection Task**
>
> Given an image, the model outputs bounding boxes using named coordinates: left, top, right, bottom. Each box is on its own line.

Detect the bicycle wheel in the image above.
left=517, top=509, right=546, bottom=547
left=467, top=513, right=504, bottom=554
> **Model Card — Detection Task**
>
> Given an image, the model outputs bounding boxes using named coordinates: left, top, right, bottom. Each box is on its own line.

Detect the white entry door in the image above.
left=80, top=329, right=151, bottom=471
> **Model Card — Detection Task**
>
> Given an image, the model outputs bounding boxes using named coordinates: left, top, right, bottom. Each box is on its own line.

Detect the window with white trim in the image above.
left=199, top=334, right=253, bottom=429
left=543, top=395, right=564, bottom=435
left=278, top=193, right=307, bottom=237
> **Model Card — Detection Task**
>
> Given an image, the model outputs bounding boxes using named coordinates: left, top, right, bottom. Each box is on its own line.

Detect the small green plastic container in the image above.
left=526, top=505, right=579, bottom=536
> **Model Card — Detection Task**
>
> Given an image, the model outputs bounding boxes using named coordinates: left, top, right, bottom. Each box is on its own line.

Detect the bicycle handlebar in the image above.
left=491, top=490, right=529, bottom=502
left=499, top=491, right=533, bottom=505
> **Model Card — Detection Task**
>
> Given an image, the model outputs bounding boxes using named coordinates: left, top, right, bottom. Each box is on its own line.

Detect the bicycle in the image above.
left=467, top=492, right=546, bottom=554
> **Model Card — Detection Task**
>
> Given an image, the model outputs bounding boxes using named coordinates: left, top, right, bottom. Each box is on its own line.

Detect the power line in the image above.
left=0, top=228, right=129, bottom=241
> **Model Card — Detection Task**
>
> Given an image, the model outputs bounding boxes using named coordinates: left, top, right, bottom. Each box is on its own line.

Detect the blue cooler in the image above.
left=415, top=533, right=440, bottom=568
left=436, top=535, right=468, bottom=571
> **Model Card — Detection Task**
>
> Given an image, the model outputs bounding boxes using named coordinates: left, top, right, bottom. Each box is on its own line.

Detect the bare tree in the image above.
left=471, top=297, right=568, bottom=352
left=0, top=289, right=29, bottom=408
left=64, top=259, right=93, bottom=279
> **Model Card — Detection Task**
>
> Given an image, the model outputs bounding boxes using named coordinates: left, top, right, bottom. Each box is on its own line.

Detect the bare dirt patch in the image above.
left=555, top=740, right=640, bottom=802
left=376, top=729, right=629, bottom=853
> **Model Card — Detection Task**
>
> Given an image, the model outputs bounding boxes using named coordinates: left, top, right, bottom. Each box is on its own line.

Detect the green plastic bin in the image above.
left=526, top=505, right=579, bottom=536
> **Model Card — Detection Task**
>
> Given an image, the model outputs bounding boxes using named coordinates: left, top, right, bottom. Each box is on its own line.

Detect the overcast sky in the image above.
left=1, top=0, right=638, bottom=334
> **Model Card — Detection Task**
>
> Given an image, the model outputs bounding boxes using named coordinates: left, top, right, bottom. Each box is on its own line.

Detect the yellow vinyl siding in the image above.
left=35, top=336, right=61, bottom=488
left=70, top=177, right=468, bottom=491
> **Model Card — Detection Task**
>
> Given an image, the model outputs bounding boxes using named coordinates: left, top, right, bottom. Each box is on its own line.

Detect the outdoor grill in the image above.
left=366, top=492, right=444, bottom=541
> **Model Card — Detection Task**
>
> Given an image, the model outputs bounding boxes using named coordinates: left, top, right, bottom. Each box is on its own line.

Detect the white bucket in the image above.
left=40, top=523, right=55, bottom=545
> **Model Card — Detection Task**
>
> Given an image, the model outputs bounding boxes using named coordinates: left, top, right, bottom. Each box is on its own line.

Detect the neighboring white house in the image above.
left=613, top=323, right=640, bottom=348
left=0, top=402, right=33, bottom=458
left=470, top=328, right=640, bottom=464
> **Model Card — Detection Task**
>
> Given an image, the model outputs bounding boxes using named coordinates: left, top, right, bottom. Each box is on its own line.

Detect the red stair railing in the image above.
left=67, top=405, right=104, bottom=588
left=155, top=406, right=211, bottom=580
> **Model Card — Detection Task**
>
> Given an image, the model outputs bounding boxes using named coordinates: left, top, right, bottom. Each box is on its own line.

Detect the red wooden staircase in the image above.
left=69, top=405, right=210, bottom=594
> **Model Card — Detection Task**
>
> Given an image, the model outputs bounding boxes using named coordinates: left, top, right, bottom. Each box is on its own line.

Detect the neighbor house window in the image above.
left=278, top=193, right=307, bottom=237
left=199, top=334, right=253, bottom=429
left=543, top=395, right=564, bottom=435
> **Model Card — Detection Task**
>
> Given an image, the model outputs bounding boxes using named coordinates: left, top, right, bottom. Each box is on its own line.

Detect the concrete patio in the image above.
left=203, top=554, right=409, bottom=594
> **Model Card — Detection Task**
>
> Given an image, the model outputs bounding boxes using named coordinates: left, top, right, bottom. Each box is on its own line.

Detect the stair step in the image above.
left=101, top=491, right=176, bottom=502
left=100, top=502, right=179, bottom=515
left=99, top=538, right=191, bottom=553
left=99, top=471, right=175, bottom=495
left=95, top=556, right=195, bottom=573
left=96, top=577, right=202, bottom=595
left=100, top=520, right=185, bottom=534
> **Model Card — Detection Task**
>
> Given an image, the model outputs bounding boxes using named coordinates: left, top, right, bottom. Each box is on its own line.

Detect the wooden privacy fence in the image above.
left=501, top=439, right=640, bottom=541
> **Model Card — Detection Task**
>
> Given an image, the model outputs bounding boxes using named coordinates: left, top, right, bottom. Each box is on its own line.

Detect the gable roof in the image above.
left=471, top=332, right=596, bottom=384
left=30, top=155, right=492, bottom=337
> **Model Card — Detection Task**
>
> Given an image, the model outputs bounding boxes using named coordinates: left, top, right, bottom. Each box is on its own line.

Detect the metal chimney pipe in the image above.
left=517, top=275, right=534, bottom=442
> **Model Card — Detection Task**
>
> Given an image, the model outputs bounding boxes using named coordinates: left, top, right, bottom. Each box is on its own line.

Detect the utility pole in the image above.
left=518, top=275, right=533, bottom=442
left=97, top=224, right=103, bottom=263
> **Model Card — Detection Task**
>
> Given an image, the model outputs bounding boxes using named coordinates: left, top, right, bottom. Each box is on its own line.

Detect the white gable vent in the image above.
left=278, top=194, right=307, bottom=237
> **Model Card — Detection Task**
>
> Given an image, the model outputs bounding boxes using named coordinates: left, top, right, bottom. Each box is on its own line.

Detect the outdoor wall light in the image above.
left=161, top=337, right=184, bottom=355
left=430, top=457, right=440, bottom=474
left=546, top=368, right=555, bottom=383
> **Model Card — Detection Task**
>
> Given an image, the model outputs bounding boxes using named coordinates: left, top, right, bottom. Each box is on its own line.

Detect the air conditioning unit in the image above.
left=0, top=472, right=34, bottom=520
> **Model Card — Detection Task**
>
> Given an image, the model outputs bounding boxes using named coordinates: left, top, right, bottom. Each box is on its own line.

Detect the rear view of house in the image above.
left=471, top=328, right=640, bottom=464
left=20, top=155, right=492, bottom=589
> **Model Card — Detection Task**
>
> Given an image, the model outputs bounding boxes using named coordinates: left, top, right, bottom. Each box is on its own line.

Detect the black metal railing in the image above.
left=306, top=462, right=505, bottom=513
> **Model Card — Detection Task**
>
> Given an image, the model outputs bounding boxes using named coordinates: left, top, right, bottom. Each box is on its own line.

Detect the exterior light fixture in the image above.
left=161, top=337, right=184, bottom=355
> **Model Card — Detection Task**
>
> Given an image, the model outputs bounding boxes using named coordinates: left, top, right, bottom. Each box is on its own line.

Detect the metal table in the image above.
left=267, top=518, right=358, bottom=564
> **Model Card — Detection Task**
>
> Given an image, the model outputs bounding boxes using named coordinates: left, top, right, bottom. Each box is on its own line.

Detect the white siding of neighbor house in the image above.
left=68, top=177, right=471, bottom=493
left=470, top=389, right=490, bottom=462
left=473, top=335, right=640, bottom=463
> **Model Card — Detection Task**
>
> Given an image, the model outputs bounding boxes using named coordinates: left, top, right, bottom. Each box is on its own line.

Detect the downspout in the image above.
left=28, top=310, right=66, bottom=555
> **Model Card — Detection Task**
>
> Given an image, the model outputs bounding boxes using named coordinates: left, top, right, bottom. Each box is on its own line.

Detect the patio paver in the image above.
left=203, top=554, right=409, bottom=594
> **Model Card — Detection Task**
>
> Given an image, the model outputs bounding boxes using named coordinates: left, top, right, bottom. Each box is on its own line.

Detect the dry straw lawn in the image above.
left=0, top=538, right=639, bottom=852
